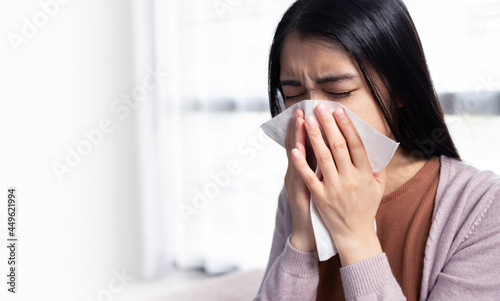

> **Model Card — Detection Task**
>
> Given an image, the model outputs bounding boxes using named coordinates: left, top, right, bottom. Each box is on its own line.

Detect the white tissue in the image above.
left=261, top=99, right=399, bottom=261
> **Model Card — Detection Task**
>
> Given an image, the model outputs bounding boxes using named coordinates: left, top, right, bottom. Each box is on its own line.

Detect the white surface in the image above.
left=115, top=269, right=264, bottom=301
left=114, top=269, right=211, bottom=301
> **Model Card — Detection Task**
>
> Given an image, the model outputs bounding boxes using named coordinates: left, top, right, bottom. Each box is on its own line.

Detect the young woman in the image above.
left=254, top=0, right=500, bottom=300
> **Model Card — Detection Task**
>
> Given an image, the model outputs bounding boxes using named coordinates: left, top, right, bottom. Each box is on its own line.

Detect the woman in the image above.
left=254, top=0, right=500, bottom=300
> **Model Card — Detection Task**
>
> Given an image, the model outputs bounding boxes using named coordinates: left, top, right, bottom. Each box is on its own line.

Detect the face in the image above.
left=279, top=33, right=392, bottom=139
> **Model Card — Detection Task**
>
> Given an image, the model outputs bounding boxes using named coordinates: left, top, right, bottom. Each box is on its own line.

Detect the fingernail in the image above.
left=335, top=108, right=346, bottom=118
left=316, top=104, right=328, bottom=115
left=306, top=116, right=317, bottom=128
left=291, top=148, right=302, bottom=160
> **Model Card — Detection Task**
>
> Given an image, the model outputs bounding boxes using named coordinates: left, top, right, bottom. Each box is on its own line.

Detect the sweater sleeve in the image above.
left=426, top=189, right=500, bottom=300
left=254, top=187, right=320, bottom=301
left=340, top=253, right=406, bottom=300
left=254, top=237, right=320, bottom=301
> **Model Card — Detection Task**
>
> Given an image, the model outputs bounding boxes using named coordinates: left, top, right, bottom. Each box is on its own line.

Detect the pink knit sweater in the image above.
left=254, top=156, right=500, bottom=300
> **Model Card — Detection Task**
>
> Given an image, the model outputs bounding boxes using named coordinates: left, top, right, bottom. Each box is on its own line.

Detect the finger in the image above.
left=295, top=117, right=306, bottom=156
left=304, top=115, right=338, bottom=179
left=314, top=104, right=352, bottom=172
left=291, top=148, right=323, bottom=193
left=296, top=141, right=306, bottom=158
left=285, top=110, right=298, bottom=153
left=285, top=110, right=297, bottom=148
left=333, top=108, right=371, bottom=171
left=296, top=108, right=304, bottom=119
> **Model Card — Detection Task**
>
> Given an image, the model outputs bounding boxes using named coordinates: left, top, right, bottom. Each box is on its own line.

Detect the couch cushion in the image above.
left=152, top=269, right=264, bottom=301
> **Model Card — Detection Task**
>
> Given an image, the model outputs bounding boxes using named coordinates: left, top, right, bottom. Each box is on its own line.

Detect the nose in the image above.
left=307, top=90, right=328, bottom=100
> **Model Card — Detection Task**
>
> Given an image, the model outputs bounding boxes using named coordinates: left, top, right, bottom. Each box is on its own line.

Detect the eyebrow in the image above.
left=280, top=74, right=358, bottom=86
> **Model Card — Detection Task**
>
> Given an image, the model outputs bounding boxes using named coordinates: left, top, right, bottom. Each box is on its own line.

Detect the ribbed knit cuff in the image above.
left=340, top=253, right=395, bottom=299
left=279, top=236, right=319, bottom=278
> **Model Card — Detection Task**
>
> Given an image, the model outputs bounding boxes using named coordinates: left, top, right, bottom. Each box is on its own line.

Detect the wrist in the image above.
left=290, top=230, right=317, bottom=252
left=335, top=231, right=382, bottom=267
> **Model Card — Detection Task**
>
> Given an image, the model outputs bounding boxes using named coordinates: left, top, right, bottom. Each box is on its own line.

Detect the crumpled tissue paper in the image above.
left=261, top=99, right=399, bottom=261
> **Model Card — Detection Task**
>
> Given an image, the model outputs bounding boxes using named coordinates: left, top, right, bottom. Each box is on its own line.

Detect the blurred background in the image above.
left=0, top=0, right=499, bottom=300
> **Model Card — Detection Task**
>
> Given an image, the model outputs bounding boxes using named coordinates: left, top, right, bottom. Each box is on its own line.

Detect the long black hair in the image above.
left=268, top=0, right=460, bottom=160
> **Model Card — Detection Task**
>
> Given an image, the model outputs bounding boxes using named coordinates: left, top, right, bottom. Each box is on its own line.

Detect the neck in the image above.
left=383, top=148, right=428, bottom=196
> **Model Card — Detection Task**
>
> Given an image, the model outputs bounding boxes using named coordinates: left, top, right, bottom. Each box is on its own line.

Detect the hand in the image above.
left=290, top=104, right=386, bottom=266
left=284, top=109, right=316, bottom=252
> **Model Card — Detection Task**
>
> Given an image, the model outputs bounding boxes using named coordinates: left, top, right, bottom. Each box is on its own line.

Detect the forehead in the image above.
left=279, top=33, right=360, bottom=78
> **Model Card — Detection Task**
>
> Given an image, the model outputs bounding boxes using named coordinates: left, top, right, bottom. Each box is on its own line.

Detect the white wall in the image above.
left=0, top=1, right=140, bottom=300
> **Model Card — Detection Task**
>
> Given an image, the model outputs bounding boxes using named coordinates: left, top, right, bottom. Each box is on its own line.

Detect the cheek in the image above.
left=367, top=107, right=392, bottom=137
left=347, top=97, right=392, bottom=138
left=284, top=100, right=300, bottom=110
left=364, top=112, right=392, bottom=137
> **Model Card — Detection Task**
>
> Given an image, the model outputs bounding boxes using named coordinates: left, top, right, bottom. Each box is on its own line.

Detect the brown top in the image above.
left=316, top=157, right=441, bottom=301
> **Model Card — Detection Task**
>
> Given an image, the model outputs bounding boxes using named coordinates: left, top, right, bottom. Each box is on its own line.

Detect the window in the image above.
left=150, top=0, right=500, bottom=276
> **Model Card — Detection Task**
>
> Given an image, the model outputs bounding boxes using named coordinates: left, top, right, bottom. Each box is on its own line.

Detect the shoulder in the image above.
left=439, top=155, right=500, bottom=190
left=433, top=155, right=500, bottom=245
left=437, top=156, right=500, bottom=210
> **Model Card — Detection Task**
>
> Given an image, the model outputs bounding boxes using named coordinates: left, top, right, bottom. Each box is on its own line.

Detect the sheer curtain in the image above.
left=154, top=0, right=294, bottom=276
left=129, top=0, right=170, bottom=280
left=136, top=0, right=500, bottom=279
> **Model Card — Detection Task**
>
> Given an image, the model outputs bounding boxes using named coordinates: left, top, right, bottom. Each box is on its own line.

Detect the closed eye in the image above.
left=284, top=93, right=305, bottom=101
left=284, top=90, right=354, bottom=102
left=327, top=91, right=353, bottom=100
